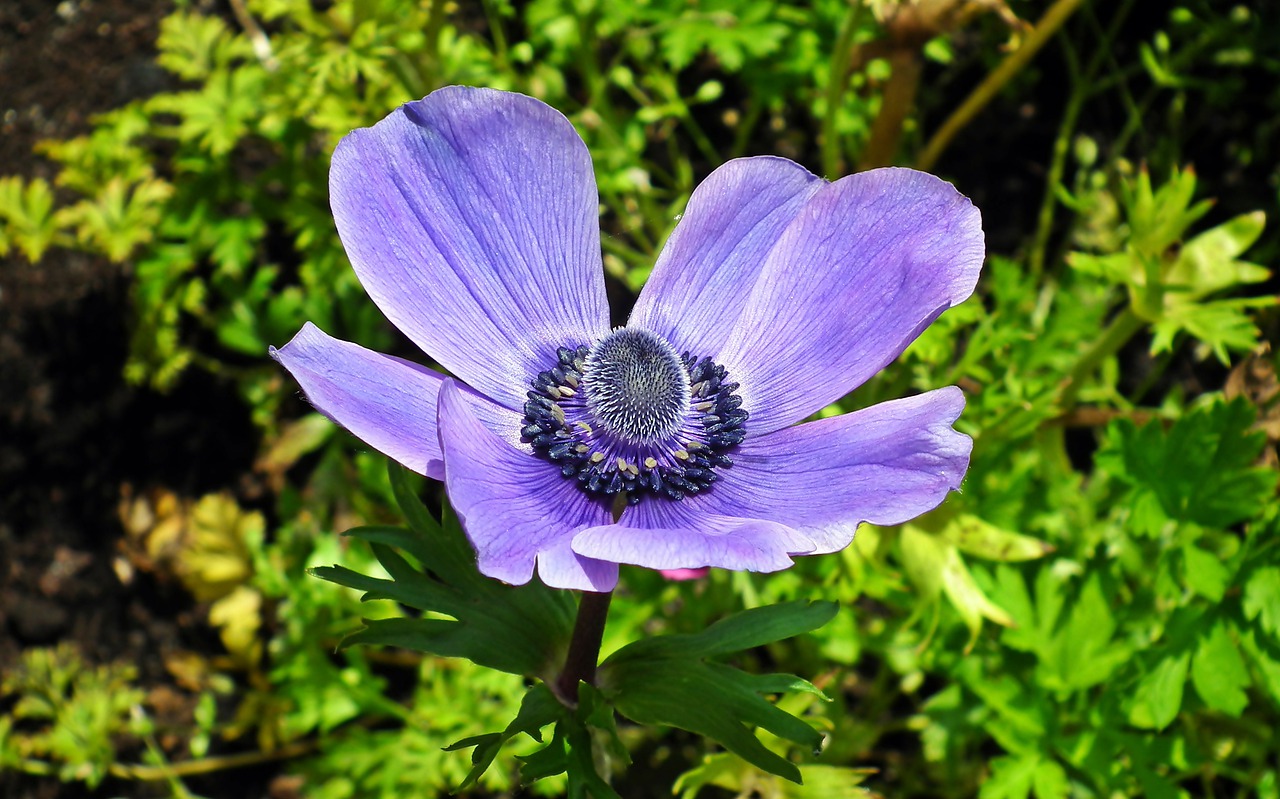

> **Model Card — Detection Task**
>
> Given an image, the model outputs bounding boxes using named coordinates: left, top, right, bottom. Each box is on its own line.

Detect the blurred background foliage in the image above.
left=2, top=0, right=1279, bottom=796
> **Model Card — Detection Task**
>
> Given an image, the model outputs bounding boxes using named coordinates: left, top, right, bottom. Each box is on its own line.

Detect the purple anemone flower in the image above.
left=273, top=86, right=983, bottom=593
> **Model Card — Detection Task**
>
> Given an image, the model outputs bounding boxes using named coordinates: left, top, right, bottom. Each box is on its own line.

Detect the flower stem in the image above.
left=1059, top=306, right=1144, bottom=410
left=821, top=0, right=865, bottom=178
left=554, top=590, right=613, bottom=706
left=916, top=0, right=1087, bottom=172
left=859, top=45, right=924, bottom=170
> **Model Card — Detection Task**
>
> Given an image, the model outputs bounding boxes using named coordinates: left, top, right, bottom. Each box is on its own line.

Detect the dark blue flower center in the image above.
left=520, top=328, right=747, bottom=504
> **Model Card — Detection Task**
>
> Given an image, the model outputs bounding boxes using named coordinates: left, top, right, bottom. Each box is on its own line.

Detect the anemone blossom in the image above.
left=273, top=86, right=984, bottom=593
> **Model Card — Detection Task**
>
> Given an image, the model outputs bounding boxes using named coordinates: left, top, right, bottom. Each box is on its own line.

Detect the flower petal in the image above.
left=330, top=86, right=610, bottom=410
left=689, top=387, right=972, bottom=554
left=437, top=380, right=618, bottom=591
left=627, top=157, right=824, bottom=356
left=716, top=168, right=984, bottom=435
left=535, top=536, right=619, bottom=593
left=270, top=322, right=447, bottom=479
left=572, top=501, right=814, bottom=573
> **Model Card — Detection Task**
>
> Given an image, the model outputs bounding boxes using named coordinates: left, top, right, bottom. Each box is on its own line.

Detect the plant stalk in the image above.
left=554, top=590, right=613, bottom=706
left=859, top=45, right=924, bottom=169
left=916, top=0, right=1088, bottom=171
left=1058, top=306, right=1144, bottom=410
left=822, top=0, right=865, bottom=177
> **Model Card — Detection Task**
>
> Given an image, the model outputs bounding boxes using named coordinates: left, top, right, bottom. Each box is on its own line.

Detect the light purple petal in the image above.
left=688, top=388, right=972, bottom=554
left=627, top=157, right=824, bottom=356
left=715, top=168, right=984, bottom=435
left=330, top=86, right=610, bottom=410
left=534, top=536, right=619, bottom=593
left=572, top=502, right=815, bottom=573
left=270, top=322, right=448, bottom=479
left=437, top=380, right=618, bottom=591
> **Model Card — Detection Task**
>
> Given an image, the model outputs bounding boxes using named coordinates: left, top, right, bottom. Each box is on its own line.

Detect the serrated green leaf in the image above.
left=980, top=753, right=1038, bottom=799
left=1153, top=296, right=1275, bottom=362
left=388, top=464, right=484, bottom=589
left=600, top=602, right=831, bottom=784
left=603, top=657, right=808, bottom=783
left=1191, top=619, right=1249, bottom=716
left=313, top=462, right=576, bottom=678
left=1244, top=566, right=1280, bottom=639
left=1182, top=543, right=1230, bottom=601
left=1128, top=650, right=1189, bottom=730
left=1096, top=398, right=1273, bottom=533
left=445, top=683, right=562, bottom=790
left=1038, top=573, right=1131, bottom=691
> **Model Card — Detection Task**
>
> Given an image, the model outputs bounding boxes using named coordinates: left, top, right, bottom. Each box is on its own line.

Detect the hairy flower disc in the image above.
left=520, top=328, right=748, bottom=504
left=583, top=329, right=690, bottom=443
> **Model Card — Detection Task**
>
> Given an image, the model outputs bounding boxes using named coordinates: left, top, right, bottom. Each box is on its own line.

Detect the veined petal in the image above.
left=628, top=157, right=824, bottom=356
left=270, top=322, right=447, bottom=479
left=534, top=536, right=620, bottom=593
left=572, top=502, right=815, bottom=573
left=437, top=380, right=618, bottom=591
left=716, top=168, right=984, bottom=435
left=330, top=86, right=611, bottom=410
left=688, top=388, right=972, bottom=554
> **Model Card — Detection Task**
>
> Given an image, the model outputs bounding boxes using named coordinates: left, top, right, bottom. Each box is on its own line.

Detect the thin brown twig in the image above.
left=228, top=0, right=279, bottom=71
left=14, top=738, right=319, bottom=783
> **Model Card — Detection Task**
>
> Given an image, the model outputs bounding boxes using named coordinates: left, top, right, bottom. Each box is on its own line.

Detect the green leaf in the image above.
left=1238, top=626, right=1280, bottom=704
left=603, top=657, right=815, bottom=783
left=1168, top=210, right=1269, bottom=297
left=445, top=683, right=562, bottom=790
left=0, top=176, right=61, bottom=261
left=312, top=462, right=576, bottom=678
left=1096, top=398, right=1274, bottom=533
left=600, top=602, right=834, bottom=783
left=980, top=754, right=1038, bottom=799
left=607, top=600, right=838, bottom=661
left=1037, top=573, right=1132, bottom=691
left=1128, top=650, right=1190, bottom=730
left=1244, top=566, right=1280, bottom=640
left=1033, top=757, right=1070, bottom=799
left=942, top=514, right=1054, bottom=563
left=900, top=524, right=1014, bottom=643
left=1152, top=296, right=1276, bottom=363
left=1182, top=543, right=1231, bottom=601
left=675, top=754, right=873, bottom=798
left=1191, top=620, right=1249, bottom=716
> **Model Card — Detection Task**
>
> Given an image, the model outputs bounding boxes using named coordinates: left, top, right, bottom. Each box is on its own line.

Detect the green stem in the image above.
left=1059, top=307, right=1144, bottom=410
left=916, top=0, right=1088, bottom=172
left=481, top=0, right=509, bottom=72
left=822, top=1, right=864, bottom=177
left=1028, top=79, right=1085, bottom=277
left=554, top=590, right=613, bottom=706
left=1029, top=0, right=1137, bottom=278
